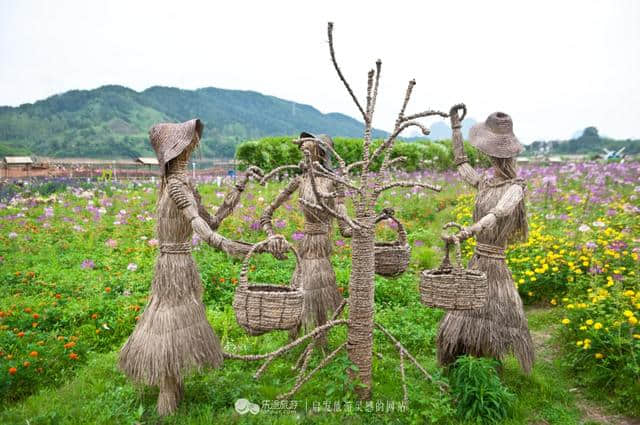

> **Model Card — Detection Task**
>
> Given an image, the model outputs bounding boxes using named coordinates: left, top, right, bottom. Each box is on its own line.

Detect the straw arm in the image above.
left=375, top=180, right=442, bottom=196
left=259, top=164, right=301, bottom=185
left=396, top=79, right=416, bottom=123
left=367, top=59, right=382, bottom=122
left=491, top=184, right=524, bottom=218
left=260, top=176, right=301, bottom=236
left=451, top=119, right=480, bottom=188
left=346, top=160, right=366, bottom=173
left=168, top=177, right=232, bottom=253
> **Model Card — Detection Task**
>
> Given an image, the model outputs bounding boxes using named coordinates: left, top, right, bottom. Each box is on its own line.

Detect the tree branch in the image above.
left=375, top=180, right=442, bottom=196
left=223, top=319, right=348, bottom=362
left=328, top=22, right=366, bottom=121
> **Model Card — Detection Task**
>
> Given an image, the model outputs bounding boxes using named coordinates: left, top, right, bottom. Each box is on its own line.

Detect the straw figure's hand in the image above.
left=457, top=213, right=497, bottom=241
left=449, top=103, right=466, bottom=129
left=263, top=235, right=289, bottom=260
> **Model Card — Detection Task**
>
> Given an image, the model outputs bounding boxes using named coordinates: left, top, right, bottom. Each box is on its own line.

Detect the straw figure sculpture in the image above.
left=222, top=22, right=456, bottom=401
left=118, top=119, right=280, bottom=416
left=260, top=132, right=352, bottom=342
left=436, top=106, right=535, bottom=373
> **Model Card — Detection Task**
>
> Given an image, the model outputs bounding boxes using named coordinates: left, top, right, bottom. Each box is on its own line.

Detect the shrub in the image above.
left=449, top=356, right=515, bottom=424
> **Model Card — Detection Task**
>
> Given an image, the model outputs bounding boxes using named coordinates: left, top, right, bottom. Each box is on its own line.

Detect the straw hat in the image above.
left=298, top=131, right=333, bottom=168
left=149, top=119, right=204, bottom=175
left=469, top=112, right=524, bottom=158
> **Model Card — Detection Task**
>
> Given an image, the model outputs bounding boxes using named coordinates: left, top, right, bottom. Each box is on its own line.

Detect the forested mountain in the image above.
left=0, top=85, right=388, bottom=158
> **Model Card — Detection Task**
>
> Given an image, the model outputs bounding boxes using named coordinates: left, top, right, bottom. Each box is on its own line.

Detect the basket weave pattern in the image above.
left=233, top=240, right=304, bottom=336
left=374, top=211, right=410, bottom=277
left=420, top=229, right=488, bottom=310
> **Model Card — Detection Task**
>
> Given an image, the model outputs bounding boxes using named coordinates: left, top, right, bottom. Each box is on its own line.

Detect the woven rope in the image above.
left=474, top=242, right=506, bottom=259
left=303, top=222, right=330, bottom=235
left=159, top=242, right=192, bottom=254
left=232, top=240, right=304, bottom=335
left=374, top=212, right=410, bottom=277
left=420, top=236, right=488, bottom=311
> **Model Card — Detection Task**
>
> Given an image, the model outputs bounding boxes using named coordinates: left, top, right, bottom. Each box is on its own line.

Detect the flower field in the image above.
left=0, top=161, right=638, bottom=423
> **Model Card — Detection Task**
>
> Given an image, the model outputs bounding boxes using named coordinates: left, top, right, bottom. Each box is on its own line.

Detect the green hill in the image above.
left=0, top=85, right=387, bottom=158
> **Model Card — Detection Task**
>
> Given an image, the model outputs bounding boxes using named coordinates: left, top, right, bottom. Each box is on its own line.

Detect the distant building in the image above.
left=3, top=156, right=34, bottom=178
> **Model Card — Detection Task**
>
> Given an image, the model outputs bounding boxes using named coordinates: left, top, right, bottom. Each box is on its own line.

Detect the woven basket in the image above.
left=375, top=211, right=410, bottom=277
left=232, top=239, right=303, bottom=336
left=420, top=223, right=487, bottom=311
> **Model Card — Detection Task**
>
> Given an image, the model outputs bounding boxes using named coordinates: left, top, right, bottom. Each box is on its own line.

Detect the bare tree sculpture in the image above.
left=224, top=22, right=453, bottom=400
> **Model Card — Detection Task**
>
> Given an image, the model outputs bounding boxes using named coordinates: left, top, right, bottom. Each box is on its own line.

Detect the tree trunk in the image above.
left=347, top=222, right=375, bottom=399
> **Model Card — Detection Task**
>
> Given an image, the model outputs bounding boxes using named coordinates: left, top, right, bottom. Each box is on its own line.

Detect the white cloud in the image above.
left=0, top=0, right=638, bottom=143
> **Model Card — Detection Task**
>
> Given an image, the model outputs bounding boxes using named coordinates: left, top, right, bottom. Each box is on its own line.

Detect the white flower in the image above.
left=592, top=221, right=606, bottom=228
left=578, top=224, right=591, bottom=232
left=127, top=263, right=138, bottom=271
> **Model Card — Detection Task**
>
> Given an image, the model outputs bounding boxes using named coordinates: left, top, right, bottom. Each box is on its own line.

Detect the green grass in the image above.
left=0, top=308, right=599, bottom=425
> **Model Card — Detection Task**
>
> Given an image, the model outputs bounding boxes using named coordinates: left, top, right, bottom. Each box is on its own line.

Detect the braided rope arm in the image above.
left=168, top=177, right=227, bottom=251
left=259, top=176, right=301, bottom=237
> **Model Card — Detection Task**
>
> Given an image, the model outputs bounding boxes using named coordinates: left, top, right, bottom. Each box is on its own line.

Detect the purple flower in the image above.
left=127, top=263, right=138, bottom=272
left=585, top=241, right=597, bottom=250
left=336, top=239, right=345, bottom=247
left=192, top=234, right=201, bottom=246
left=81, top=259, right=95, bottom=269
left=250, top=221, right=261, bottom=231
left=414, top=240, right=424, bottom=247
left=292, top=231, right=304, bottom=241
left=44, top=207, right=54, bottom=217
left=275, top=219, right=287, bottom=229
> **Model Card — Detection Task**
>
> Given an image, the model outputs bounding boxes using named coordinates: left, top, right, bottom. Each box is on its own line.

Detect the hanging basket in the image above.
left=374, top=209, right=411, bottom=277
left=232, top=239, right=303, bottom=336
left=420, top=223, right=487, bottom=311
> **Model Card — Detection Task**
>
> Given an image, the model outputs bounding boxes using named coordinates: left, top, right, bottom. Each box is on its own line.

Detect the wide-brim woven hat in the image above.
left=298, top=131, right=333, bottom=168
left=149, top=119, right=204, bottom=175
left=469, top=112, right=524, bottom=158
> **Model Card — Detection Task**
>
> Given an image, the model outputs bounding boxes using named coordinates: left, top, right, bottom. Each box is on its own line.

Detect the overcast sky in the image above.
left=1, top=0, right=638, bottom=143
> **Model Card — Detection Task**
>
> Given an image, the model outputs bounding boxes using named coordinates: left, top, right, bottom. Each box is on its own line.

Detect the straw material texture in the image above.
left=233, top=241, right=304, bottom=335
left=436, top=178, right=534, bottom=374
left=469, top=112, right=524, bottom=159
left=374, top=214, right=410, bottom=277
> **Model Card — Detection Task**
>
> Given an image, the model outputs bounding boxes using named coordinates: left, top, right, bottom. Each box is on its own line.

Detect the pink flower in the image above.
left=81, top=259, right=95, bottom=269
left=148, top=239, right=159, bottom=247
left=105, top=239, right=118, bottom=248
left=292, top=232, right=304, bottom=241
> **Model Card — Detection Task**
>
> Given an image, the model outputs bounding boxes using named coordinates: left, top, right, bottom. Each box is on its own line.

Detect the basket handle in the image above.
left=374, top=208, right=408, bottom=246
left=238, top=237, right=301, bottom=291
left=440, top=222, right=463, bottom=270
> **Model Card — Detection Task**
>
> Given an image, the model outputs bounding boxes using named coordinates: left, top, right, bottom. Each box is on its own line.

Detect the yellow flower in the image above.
left=579, top=326, right=587, bottom=330
left=594, top=353, right=604, bottom=359
left=551, top=299, right=557, bottom=306
left=629, top=316, right=638, bottom=326
left=624, top=290, right=635, bottom=297
left=594, top=322, right=603, bottom=330
left=586, top=319, right=594, bottom=326
left=633, top=334, right=640, bottom=339
left=624, top=310, right=634, bottom=318
left=576, top=341, right=583, bottom=346
left=518, top=278, right=525, bottom=284
left=562, top=318, right=571, bottom=325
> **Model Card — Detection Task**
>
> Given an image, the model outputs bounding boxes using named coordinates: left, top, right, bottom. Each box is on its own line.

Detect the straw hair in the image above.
left=469, top=112, right=524, bottom=159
